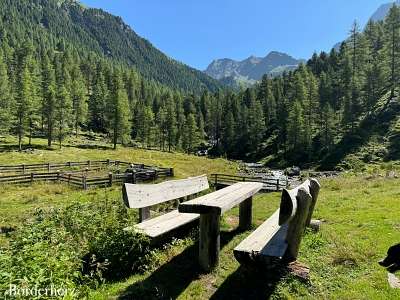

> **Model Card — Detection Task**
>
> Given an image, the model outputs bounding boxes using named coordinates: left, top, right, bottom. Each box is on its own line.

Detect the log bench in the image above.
left=234, top=178, right=320, bottom=268
left=122, top=175, right=209, bottom=243
left=178, top=182, right=264, bottom=271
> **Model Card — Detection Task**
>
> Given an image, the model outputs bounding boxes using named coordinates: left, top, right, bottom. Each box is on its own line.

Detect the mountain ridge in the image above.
left=205, top=51, right=303, bottom=87
left=0, top=0, right=221, bottom=93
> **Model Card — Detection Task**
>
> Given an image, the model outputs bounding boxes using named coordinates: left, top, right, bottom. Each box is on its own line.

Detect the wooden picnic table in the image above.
left=178, top=182, right=263, bottom=271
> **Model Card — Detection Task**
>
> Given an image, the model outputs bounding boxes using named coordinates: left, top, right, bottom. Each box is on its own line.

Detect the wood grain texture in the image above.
left=239, top=197, right=253, bottom=231
left=199, top=212, right=220, bottom=272
left=128, top=209, right=199, bottom=238
left=234, top=179, right=321, bottom=267
left=122, top=175, right=209, bottom=209
left=178, top=182, right=263, bottom=215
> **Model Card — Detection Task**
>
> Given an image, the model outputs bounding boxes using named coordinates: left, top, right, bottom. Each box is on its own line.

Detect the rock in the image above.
left=388, top=273, right=400, bottom=288
left=286, top=166, right=301, bottom=177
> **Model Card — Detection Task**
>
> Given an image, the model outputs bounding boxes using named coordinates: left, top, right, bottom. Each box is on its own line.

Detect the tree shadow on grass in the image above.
left=117, top=229, right=241, bottom=300
left=0, top=143, right=55, bottom=152
left=210, top=265, right=287, bottom=300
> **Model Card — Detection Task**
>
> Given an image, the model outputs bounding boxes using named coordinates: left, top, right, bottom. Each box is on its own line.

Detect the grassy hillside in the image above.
left=0, top=143, right=400, bottom=298
left=92, top=176, right=400, bottom=299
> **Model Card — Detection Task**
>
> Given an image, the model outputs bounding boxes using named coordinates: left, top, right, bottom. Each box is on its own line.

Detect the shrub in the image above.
left=0, top=197, right=151, bottom=298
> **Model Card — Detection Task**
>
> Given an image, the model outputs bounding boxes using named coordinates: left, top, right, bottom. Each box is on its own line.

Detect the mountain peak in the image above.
left=205, top=51, right=303, bottom=86
left=370, top=1, right=400, bottom=22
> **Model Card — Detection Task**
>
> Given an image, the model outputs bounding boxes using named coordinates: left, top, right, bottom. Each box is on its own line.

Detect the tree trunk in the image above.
left=28, top=119, right=32, bottom=146
left=18, top=116, right=23, bottom=151
left=48, top=122, right=52, bottom=147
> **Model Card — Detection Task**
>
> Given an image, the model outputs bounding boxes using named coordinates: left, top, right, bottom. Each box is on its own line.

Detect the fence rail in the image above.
left=211, top=173, right=289, bottom=192
left=0, top=160, right=174, bottom=190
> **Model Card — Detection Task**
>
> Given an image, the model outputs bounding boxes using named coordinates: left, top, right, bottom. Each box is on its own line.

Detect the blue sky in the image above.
left=82, top=0, right=389, bottom=70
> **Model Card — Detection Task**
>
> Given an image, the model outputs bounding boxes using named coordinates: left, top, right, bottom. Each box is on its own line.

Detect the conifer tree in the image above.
left=109, top=71, right=131, bottom=149
left=287, top=101, right=304, bottom=150
left=71, top=65, right=88, bottom=137
left=54, top=85, right=72, bottom=149
left=0, top=51, right=13, bottom=133
left=182, top=113, right=198, bottom=153
left=384, top=4, right=400, bottom=98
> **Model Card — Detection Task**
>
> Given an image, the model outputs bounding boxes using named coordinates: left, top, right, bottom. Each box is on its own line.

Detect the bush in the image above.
left=0, top=197, right=151, bottom=298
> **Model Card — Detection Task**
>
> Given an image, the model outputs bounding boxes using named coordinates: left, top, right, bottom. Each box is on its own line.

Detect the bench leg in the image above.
left=139, top=207, right=150, bottom=223
left=199, top=213, right=220, bottom=272
left=239, top=197, right=253, bottom=231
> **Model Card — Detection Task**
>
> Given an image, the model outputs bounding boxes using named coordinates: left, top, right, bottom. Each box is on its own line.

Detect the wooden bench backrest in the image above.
left=122, top=175, right=209, bottom=209
left=278, top=178, right=320, bottom=226
left=233, top=178, right=321, bottom=265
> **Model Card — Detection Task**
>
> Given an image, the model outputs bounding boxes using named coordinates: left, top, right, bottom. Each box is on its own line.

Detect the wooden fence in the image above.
left=0, top=160, right=174, bottom=189
left=211, top=173, right=289, bottom=192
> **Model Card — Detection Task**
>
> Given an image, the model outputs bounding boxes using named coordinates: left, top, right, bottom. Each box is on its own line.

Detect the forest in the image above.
left=1, top=2, right=400, bottom=168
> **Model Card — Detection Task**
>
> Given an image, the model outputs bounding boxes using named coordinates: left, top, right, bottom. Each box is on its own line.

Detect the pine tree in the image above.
left=0, top=51, right=13, bottom=134
left=16, top=65, right=34, bottom=151
left=321, top=103, right=335, bottom=150
left=165, top=96, right=177, bottom=152
left=42, top=54, right=56, bottom=147
left=54, top=85, right=72, bottom=149
left=384, top=4, right=400, bottom=99
left=71, top=65, right=88, bottom=137
left=182, top=113, right=198, bottom=153
left=109, top=71, right=131, bottom=149
left=248, top=98, right=265, bottom=151
left=287, top=101, right=304, bottom=150
left=221, top=110, right=235, bottom=154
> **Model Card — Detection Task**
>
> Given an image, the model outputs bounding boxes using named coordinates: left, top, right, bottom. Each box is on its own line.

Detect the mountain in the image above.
left=205, top=51, right=303, bottom=87
left=371, top=0, right=400, bottom=21
left=334, top=1, right=400, bottom=51
left=0, top=0, right=220, bottom=93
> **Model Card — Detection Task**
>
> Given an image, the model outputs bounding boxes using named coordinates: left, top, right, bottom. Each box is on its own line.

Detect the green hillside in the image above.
left=0, top=0, right=221, bottom=93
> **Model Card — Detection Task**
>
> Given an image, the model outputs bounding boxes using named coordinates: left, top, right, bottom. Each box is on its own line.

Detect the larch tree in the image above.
left=0, top=51, right=13, bottom=134
left=109, top=71, right=131, bottom=149
left=384, top=4, right=400, bottom=99
left=55, top=85, right=73, bottom=149
left=71, top=65, right=88, bottom=137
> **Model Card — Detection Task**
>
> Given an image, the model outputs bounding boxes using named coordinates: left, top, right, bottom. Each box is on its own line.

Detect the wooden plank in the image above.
left=122, top=175, right=209, bottom=209
left=179, top=182, right=263, bottom=215
left=130, top=209, right=199, bottom=238
left=239, top=197, right=253, bottom=230
left=283, top=188, right=312, bottom=261
left=235, top=210, right=281, bottom=254
left=199, top=212, right=220, bottom=271
left=139, top=207, right=151, bottom=222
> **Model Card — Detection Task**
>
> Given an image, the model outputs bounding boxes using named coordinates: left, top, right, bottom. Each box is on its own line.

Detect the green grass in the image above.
left=0, top=136, right=237, bottom=179
left=1, top=137, right=400, bottom=299
left=84, top=176, right=400, bottom=299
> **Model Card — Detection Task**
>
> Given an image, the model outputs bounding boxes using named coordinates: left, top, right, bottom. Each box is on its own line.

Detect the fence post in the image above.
left=68, top=161, right=72, bottom=167
left=170, top=168, right=174, bottom=177
left=56, top=170, right=60, bottom=183
left=276, top=179, right=280, bottom=191
left=131, top=171, right=137, bottom=184
left=30, top=172, right=34, bottom=183
left=83, top=176, right=87, bottom=190
left=68, top=174, right=71, bottom=185
left=107, top=159, right=110, bottom=166
left=108, top=172, right=113, bottom=187
left=88, top=160, right=91, bottom=168
left=22, top=164, right=25, bottom=174
left=47, top=163, right=51, bottom=173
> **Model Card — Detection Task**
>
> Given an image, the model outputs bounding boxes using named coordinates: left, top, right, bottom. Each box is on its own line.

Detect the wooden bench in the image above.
left=178, top=182, right=264, bottom=271
left=122, top=175, right=209, bottom=242
left=234, top=178, right=320, bottom=267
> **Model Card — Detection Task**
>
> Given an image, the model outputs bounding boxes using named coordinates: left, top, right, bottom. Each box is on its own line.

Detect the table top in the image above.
left=178, top=182, right=263, bottom=215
